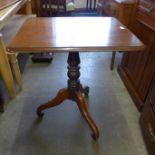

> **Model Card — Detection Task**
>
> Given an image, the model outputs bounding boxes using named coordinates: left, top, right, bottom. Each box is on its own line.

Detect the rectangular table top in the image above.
left=7, top=17, right=144, bottom=53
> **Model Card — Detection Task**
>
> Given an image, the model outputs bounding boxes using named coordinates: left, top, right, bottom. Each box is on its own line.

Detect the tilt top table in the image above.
left=7, top=17, right=144, bottom=140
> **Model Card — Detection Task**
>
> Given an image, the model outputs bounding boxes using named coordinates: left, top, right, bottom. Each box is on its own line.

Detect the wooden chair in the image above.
left=0, top=34, right=16, bottom=98
left=86, top=0, right=97, bottom=11
left=0, top=0, right=32, bottom=99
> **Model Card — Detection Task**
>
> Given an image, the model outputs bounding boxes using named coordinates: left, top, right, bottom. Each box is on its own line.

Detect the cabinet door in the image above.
left=140, top=101, right=155, bottom=155
left=140, top=76, right=155, bottom=155
left=120, top=19, right=155, bottom=109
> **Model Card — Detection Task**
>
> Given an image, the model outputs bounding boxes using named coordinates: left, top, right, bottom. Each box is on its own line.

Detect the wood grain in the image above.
left=7, top=17, right=144, bottom=53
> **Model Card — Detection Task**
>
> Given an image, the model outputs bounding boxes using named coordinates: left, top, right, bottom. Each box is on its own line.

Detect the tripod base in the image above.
left=36, top=88, right=99, bottom=140
left=36, top=52, right=99, bottom=140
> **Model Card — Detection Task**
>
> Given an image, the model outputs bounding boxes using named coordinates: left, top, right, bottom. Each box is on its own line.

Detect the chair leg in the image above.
left=110, top=51, right=116, bottom=70
left=8, top=53, right=23, bottom=90
left=0, top=35, right=16, bottom=98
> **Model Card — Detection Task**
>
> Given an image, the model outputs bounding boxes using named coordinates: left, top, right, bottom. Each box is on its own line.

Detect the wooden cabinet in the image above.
left=140, top=75, right=155, bottom=155
left=97, top=0, right=136, bottom=27
left=118, top=0, right=155, bottom=110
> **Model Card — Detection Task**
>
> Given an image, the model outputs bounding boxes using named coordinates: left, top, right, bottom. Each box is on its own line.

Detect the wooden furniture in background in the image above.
left=0, top=0, right=27, bottom=29
left=0, top=34, right=16, bottom=98
left=97, top=0, right=136, bottom=70
left=86, top=0, right=97, bottom=11
left=31, top=0, right=75, bottom=16
left=0, top=0, right=31, bottom=99
left=7, top=17, right=144, bottom=139
left=0, top=0, right=20, bottom=11
left=17, top=0, right=32, bottom=14
left=118, top=0, right=155, bottom=110
left=35, top=0, right=67, bottom=16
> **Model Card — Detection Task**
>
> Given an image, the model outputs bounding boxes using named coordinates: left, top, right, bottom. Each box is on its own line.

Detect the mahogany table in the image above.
left=7, top=17, right=144, bottom=140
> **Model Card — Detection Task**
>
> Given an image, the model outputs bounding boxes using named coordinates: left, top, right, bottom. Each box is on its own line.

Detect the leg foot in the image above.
left=75, top=92, right=99, bottom=140
left=80, top=85, right=89, bottom=97
left=83, top=86, right=89, bottom=97
left=36, top=88, right=69, bottom=117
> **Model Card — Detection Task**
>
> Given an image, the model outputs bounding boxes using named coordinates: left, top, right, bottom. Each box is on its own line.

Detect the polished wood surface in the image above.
left=7, top=17, right=144, bottom=53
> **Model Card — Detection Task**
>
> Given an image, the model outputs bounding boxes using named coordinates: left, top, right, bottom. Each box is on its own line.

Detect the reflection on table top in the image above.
left=7, top=17, right=144, bottom=53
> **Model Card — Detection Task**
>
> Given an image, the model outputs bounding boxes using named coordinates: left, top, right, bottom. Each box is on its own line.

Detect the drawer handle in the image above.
left=148, top=123, right=155, bottom=142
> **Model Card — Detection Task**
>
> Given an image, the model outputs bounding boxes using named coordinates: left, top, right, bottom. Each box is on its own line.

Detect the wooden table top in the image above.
left=7, top=17, right=144, bottom=53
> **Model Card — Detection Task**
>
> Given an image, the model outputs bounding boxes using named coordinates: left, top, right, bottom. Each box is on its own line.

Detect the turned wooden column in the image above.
left=67, top=52, right=80, bottom=92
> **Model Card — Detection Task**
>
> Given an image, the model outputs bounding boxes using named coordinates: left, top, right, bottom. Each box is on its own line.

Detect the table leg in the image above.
left=37, top=88, right=69, bottom=117
left=8, top=53, right=23, bottom=90
left=74, top=92, right=99, bottom=139
left=0, top=36, right=16, bottom=98
left=110, top=51, right=116, bottom=70
left=36, top=52, right=99, bottom=140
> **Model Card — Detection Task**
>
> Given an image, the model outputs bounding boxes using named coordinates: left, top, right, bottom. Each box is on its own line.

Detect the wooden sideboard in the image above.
left=118, top=0, right=155, bottom=110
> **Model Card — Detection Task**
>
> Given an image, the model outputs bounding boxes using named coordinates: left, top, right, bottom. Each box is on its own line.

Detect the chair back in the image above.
left=86, top=0, right=97, bottom=11
left=33, top=0, right=66, bottom=17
